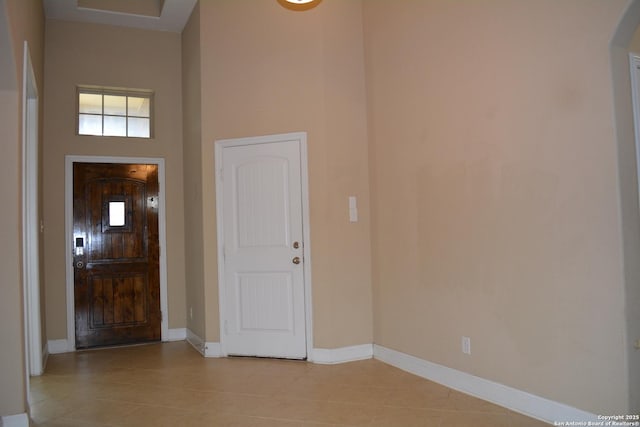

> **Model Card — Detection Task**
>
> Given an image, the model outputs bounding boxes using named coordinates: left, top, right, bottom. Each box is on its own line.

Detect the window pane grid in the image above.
left=78, top=88, right=153, bottom=138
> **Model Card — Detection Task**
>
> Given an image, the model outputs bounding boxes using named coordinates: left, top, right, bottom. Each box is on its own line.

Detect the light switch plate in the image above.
left=462, top=336, right=471, bottom=355
left=349, top=196, right=358, bottom=222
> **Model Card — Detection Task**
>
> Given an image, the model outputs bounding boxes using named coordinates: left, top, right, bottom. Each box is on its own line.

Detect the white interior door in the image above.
left=221, top=138, right=307, bottom=359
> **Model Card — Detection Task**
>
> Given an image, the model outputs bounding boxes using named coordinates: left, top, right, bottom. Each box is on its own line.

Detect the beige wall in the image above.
left=363, top=0, right=632, bottom=414
left=615, top=1, right=640, bottom=413
left=43, top=19, right=187, bottom=339
left=0, top=20, right=24, bottom=413
left=0, top=87, right=25, bottom=416
left=0, top=0, right=44, bottom=416
left=182, top=3, right=206, bottom=339
left=195, top=0, right=374, bottom=347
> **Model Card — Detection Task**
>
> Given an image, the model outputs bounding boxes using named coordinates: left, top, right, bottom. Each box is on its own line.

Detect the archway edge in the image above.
left=612, top=0, right=640, bottom=48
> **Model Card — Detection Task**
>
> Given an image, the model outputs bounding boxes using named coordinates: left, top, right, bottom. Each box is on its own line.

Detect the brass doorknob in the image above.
left=292, top=257, right=301, bottom=265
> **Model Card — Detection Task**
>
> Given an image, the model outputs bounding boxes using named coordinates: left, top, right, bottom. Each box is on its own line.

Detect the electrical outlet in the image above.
left=462, top=336, right=471, bottom=355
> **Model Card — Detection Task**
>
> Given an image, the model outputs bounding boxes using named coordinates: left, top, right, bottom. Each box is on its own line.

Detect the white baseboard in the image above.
left=185, top=329, right=222, bottom=357
left=47, top=339, right=70, bottom=354
left=1, top=413, right=29, bottom=427
left=373, top=344, right=597, bottom=424
left=166, top=328, right=187, bottom=342
left=186, top=328, right=205, bottom=355
left=312, top=344, right=373, bottom=364
left=204, top=342, right=222, bottom=358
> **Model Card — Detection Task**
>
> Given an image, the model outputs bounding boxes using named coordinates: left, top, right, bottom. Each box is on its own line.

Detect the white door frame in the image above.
left=214, top=132, right=314, bottom=359
left=64, top=155, right=169, bottom=351
left=22, top=41, right=42, bottom=380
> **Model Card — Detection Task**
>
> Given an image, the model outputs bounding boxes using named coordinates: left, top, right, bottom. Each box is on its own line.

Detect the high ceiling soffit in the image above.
left=43, top=0, right=197, bottom=32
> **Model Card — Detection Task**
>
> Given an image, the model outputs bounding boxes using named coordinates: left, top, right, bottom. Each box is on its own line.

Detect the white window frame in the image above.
left=77, top=86, right=154, bottom=138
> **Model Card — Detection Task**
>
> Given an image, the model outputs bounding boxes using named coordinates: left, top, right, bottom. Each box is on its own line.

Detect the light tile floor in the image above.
left=30, top=342, right=549, bottom=426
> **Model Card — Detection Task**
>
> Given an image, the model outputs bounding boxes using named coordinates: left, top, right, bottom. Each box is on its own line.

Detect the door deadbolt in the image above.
left=293, top=241, right=300, bottom=249
left=76, top=260, right=84, bottom=269
left=292, top=256, right=301, bottom=265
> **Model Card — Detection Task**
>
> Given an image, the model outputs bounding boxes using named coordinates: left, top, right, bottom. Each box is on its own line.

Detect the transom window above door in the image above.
left=77, top=87, right=153, bottom=138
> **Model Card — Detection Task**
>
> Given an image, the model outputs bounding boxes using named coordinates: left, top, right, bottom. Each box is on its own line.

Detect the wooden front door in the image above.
left=73, top=163, right=161, bottom=349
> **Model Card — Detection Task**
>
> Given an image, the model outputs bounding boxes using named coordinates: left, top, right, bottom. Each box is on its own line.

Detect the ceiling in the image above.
left=43, top=0, right=198, bottom=33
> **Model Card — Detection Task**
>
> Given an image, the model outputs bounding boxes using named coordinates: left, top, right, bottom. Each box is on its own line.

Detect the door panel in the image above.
left=236, top=158, right=290, bottom=248
left=236, top=272, right=293, bottom=332
left=222, top=140, right=306, bottom=359
left=73, top=163, right=160, bottom=349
